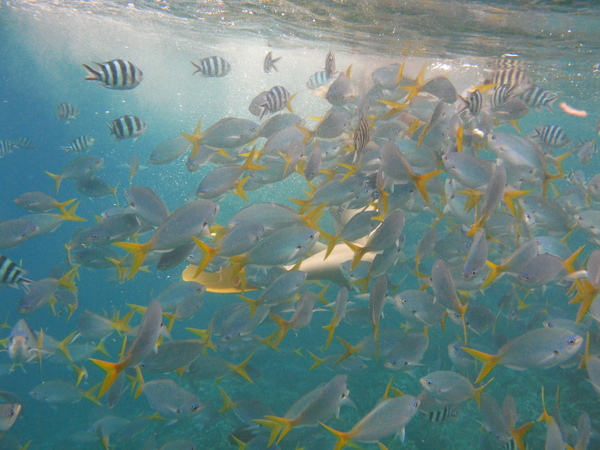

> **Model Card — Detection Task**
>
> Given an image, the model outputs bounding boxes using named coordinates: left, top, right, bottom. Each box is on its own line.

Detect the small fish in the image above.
left=61, top=135, right=95, bottom=154
left=75, top=176, right=118, bottom=199
left=13, top=137, right=36, bottom=150
left=108, top=115, right=147, bottom=141
left=321, top=394, right=420, bottom=447
left=57, top=102, right=79, bottom=122
left=0, top=254, right=33, bottom=291
left=143, top=378, right=204, bottom=419
left=7, top=319, right=40, bottom=367
left=466, top=89, right=483, bottom=115
left=256, top=374, right=350, bottom=445
left=260, top=86, right=293, bottom=120
left=125, top=185, right=169, bottom=227
left=29, top=379, right=95, bottom=404
left=534, top=125, right=569, bottom=148
left=463, top=327, right=583, bottom=383
left=0, top=403, right=21, bottom=432
left=353, top=117, right=370, bottom=162
left=83, top=59, right=143, bottom=90
left=420, top=370, right=486, bottom=405
left=325, top=50, right=336, bottom=78
left=13, top=191, right=74, bottom=213
left=424, top=404, right=459, bottom=423
left=45, top=154, right=105, bottom=193
left=90, top=299, right=163, bottom=397
left=490, top=84, right=513, bottom=110
left=0, top=218, right=39, bottom=249
left=489, top=68, right=530, bottom=91
left=191, top=56, right=231, bottom=77
left=149, top=136, right=191, bottom=165
left=0, top=140, right=16, bottom=157
left=307, top=70, right=331, bottom=90
left=394, top=290, right=445, bottom=326
left=114, top=199, right=219, bottom=278
left=263, top=51, right=281, bottom=73
left=520, top=85, right=558, bottom=111
left=326, top=70, right=353, bottom=106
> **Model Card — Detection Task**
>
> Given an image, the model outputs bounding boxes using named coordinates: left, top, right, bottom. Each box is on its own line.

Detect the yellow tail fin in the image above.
left=89, top=358, right=127, bottom=398
left=112, top=241, right=153, bottom=279
left=461, top=347, right=501, bottom=384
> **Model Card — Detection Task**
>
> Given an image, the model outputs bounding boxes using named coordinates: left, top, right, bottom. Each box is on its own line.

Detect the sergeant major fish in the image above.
left=57, top=102, right=79, bottom=122
left=108, top=115, right=147, bottom=142
left=191, top=56, right=231, bottom=77
left=0, top=254, right=33, bottom=291
left=83, top=59, right=143, bottom=90
left=61, top=135, right=95, bottom=154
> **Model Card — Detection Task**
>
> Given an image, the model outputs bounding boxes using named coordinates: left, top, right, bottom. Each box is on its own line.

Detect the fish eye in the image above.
left=426, top=379, right=433, bottom=385
left=191, top=404, right=202, bottom=411
left=567, top=337, right=578, bottom=344
left=129, top=201, right=135, bottom=207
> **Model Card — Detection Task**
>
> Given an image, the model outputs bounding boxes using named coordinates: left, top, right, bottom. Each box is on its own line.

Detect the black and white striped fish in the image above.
left=353, top=117, right=370, bottom=162
left=421, top=404, right=459, bottom=423
left=307, top=70, right=331, bottom=90
left=83, top=59, right=143, bottom=90
left=61, top=136, right=95, bottom=154
left=263, top=51, right=282, bottom=74
left=108, top=115, right=147, bottom=142
left=0, top=255, right=33, bottom=292
left=519, top=85, right=558, bottom=111
left=325, top=50, right=336, bottom=78
left=467, top=89, right=483, bottom=115
left=0, top=140, right=16, bottom=157
left=489, top=68, right=530, bottom=91
left=13, top=137, right=36, bottom=150
left=57, top=103, right=79, bottom=122
left=259, top=86, right=292, bottom=120
left=191, top=56, right=231, bottom=78
left=534, top=125, right=569, bottom=148
left=490, top=84, right=513, bottom=110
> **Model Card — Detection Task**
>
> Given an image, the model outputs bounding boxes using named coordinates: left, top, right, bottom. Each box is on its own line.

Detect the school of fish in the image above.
left=1, top=47, right=600, bottom=450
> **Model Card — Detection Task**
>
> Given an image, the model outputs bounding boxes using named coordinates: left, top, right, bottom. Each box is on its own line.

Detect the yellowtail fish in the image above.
left=143, top=378, right=204, bottom=420
left=149, top=136, right=191, bottom=165
left=113, top=199, right=218, bottom=279
left=0, top=403, right=21, bottom=432
left=320, top=394, right=420, bottom=449
left=90, top=299, right=163, bottom=397
left=29, top=379, right=98, bottom=405
left=322, top=287, right=349, bottom=349
left=463, top=327, right=583, bottom=383
left=420, top=370, right=488, bottom=406
left=45, top=154, right=105, bottom=193
left=255, top=374, right=350, bottom=445
left=344, top=208, right=405, bottom=270
left=13, top=191, right=75, bottom=213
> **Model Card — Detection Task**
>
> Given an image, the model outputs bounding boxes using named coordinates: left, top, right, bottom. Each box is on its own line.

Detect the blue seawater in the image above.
left=1, top=1, right=600, bottom=449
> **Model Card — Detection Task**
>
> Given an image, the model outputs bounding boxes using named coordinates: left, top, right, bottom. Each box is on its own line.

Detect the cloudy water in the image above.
left=1, top=1, right=600, bottom=449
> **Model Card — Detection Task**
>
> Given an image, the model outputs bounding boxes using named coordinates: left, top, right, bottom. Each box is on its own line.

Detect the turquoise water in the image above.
left=1, top=1, right=600, bottom=449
